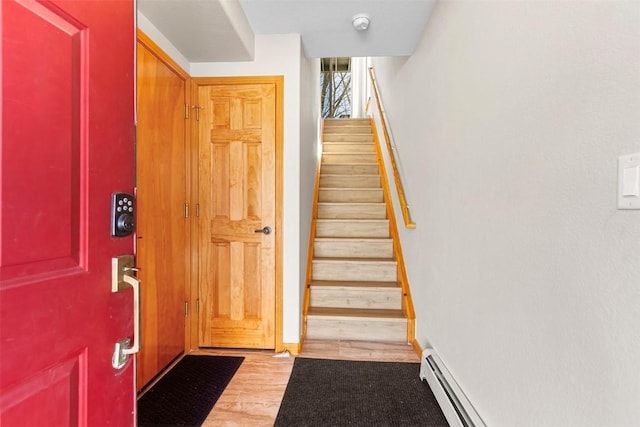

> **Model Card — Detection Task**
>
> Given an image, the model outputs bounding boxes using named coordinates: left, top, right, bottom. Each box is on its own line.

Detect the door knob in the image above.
left=254, top=226, right=272, bottom=235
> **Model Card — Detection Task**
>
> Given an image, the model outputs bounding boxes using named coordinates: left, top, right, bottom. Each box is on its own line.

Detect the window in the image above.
left=320, top=57, right=351, bottom=118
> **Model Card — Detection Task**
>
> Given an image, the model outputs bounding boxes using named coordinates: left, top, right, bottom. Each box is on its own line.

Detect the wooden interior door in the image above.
left=135, top=32, right=189, bottom=389
left=1, top=0, right=135, bottom=424
left=197, top=79, right=279, bottom=349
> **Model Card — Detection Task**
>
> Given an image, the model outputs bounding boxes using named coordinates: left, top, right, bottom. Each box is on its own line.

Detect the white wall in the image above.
left=372, top=1, right=640, bottom=426
left=350, top=57, right=368, bottom=118
left=191, top=34, right=304, bottom=344
left=299, top=53, right=321, bottom=323
left=137, top=11, right=190, bottom=71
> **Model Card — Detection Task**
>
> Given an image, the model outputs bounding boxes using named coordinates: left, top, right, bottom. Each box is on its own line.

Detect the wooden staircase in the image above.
left=304, top=118, right=413, bottom=343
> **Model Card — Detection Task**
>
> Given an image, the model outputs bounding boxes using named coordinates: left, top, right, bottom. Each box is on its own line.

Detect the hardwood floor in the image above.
left=196, top=340, right=419, bottom=426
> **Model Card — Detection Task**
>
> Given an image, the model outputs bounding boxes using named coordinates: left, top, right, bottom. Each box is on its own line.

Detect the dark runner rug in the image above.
left=275, top=357, right=449, bottom=427
left=137, top=354, right=244, bottom=427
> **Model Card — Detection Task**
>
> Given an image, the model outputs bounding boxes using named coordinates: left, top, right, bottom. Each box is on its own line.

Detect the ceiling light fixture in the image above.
left=352, top=14, right=371, bottom=31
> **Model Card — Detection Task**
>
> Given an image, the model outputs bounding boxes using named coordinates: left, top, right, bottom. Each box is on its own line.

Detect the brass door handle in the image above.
left=111, top=255, right=141, bottom=369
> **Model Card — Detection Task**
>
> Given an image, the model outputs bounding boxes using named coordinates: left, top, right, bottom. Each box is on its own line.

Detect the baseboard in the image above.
left=283, top=342, right=301, bottom=355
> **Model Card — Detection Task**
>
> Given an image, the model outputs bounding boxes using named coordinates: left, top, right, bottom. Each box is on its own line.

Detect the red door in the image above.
left=1, top=0, right=136, bottom=425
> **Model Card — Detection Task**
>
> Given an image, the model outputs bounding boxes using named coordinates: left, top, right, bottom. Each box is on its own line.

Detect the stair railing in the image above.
left=367, top=67, right=416, bottom=229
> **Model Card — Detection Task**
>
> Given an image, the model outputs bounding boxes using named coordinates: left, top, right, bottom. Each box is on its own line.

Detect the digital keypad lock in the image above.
left=111, top=193, right=135, bottom=237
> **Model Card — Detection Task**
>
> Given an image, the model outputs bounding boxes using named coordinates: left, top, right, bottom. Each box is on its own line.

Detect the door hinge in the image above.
left=196, top=203, right=200, bottom=217
left=196, top=299, right=200, bottom=313
left=184, top=203, right=189, bottom=218
left=184, top=103, right=189, bottom=119
left=184, top=301, right=188, bottom=316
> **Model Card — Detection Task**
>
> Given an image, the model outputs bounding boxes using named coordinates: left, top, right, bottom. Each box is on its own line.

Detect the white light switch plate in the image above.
left=618, top=152, right=640, bottom=209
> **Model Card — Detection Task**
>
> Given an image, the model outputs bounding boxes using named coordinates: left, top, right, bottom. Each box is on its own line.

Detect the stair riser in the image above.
left=323, top=134, right=373, bottom=143
left=322, top=153, right=377, bottom=164
left=314, top=240, right=393, bottom=258
left=321, top=164, right=379, bottom=175
left=312, top=261, right=397, bottom=282
left=315, top=221, right=389, bottom=238
left=318, top=189, right=383, bottom=203
left=323, top=143, right=375, bottom=153
left=306, top=317, right=406, bottom=342
left=317, top=204, right=386, bottom=219
left=324, top=119, right=370, bottom=126
left=310, top=287, right=401, bottom=310
left=320, top=175, right=381, bottom=188
left=323, top=126, right=372, bottom=134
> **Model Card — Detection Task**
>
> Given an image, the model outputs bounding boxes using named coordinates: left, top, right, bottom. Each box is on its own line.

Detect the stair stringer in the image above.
left=301, top=121, right=324, bottom=343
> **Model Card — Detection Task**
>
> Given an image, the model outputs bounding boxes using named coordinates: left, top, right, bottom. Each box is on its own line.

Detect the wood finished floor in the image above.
left=194, top=340, right=420, bottom=426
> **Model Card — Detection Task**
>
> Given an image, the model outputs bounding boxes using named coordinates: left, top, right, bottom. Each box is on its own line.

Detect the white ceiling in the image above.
left=138, top=0, right=436, bottom=62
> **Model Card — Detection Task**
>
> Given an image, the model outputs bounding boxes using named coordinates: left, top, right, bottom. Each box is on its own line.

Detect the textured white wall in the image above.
left=191, top=34, right=305, bottom=344
left=137, top=11, right=190, bottom=71
left=372, top=1, right=640, bottom=425
left=351, top=57, right=368, bottom=118
left=299, top=54, right=321, bottom=332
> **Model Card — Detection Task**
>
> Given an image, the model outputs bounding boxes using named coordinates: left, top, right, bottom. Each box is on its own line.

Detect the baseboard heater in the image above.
left=419, top=349, right=486, bottom=427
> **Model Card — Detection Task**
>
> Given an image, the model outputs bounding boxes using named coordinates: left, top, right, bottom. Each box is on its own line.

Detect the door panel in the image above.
left=1, top=0, right=135, bottom=425
left=198, top=82, right=276, bottom=349
left=135, top=35, right=188, bottom=390
left=2, top=0, right=83, bottom=282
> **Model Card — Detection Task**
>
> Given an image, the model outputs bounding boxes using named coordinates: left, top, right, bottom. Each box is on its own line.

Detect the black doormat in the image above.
left=274, top=357, right=449, bottom=427
left=137, top=355, right=244, bottom=427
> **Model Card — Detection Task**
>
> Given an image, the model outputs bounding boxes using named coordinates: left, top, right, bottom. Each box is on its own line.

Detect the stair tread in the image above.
left=322, top=162, right=378, bottom=165
left=313, top=257, right=396, bottom=263
left=323, top=147, right=373, bottom=149
left=310, top=280, right=400, bottom=288
left=307, top=307, right=406, bottom=319
left=324, top=118, right=369, bottom=121
left=323, top=161, right=377, bottom=165
left=324, top=132, right=372, bottom=133
left=323, top=145, right=373, bottom=147
left=323, top=142, right=373, bottom=145
left=320, top=171, right=380, bottom=176
left=320, top=187, right=382, bottom=192
left=320, top=173, right=380, bottom=179
left=316, top=218, right=389, bottom=224
left=323, top=152, right=376, bottom=154
left=323, top=143, right=374, bottom=146
left=324, top=123, right=371, bottom=125
left=321, top=170, right=378, bottom=173
left=321, top=164, right=378, bottom=170
left=314, top=237, right=392, bottom=241
left=321, top=174, right=379, bottom=177
left=322, top=160, right=377, bottom=165
left=316, top=219, right=389, bottom=222
left=318, top=202, right=385, bottom=205
left=320, top=178, right=381, bottom=187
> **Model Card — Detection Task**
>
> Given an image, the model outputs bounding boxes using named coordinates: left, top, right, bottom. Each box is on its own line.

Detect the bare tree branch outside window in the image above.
left=321, top=57, right=351, bottom=118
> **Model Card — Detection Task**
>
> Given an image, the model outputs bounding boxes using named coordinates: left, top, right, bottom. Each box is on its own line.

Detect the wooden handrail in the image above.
left=370, top=117, right=416, bottom=342
left=368, top=67, right=416, bottom=229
